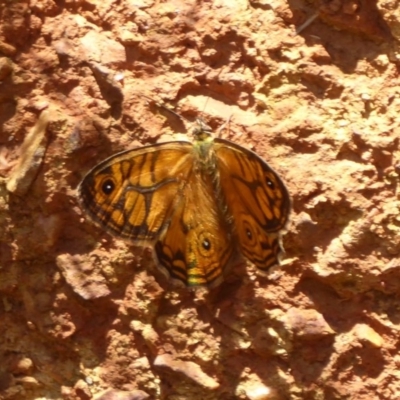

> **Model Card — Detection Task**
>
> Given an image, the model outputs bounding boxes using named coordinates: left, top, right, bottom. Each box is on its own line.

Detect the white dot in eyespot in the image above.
left=202, top=238, right=211, bottom=250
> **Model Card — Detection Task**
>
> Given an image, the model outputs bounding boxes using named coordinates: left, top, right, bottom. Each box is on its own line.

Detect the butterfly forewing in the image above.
left=79, top=142, right=194, bottom=242
left=214, top=138, right=290, bottom=272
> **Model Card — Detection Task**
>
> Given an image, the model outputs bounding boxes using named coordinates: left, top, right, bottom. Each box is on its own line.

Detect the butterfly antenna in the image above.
left=191, top=96, right=218, bottom=140
left=200, top=96, right=210, bottom=119
left=141, top=94, right=191, bottom=124
left=216, top=114, right=233, bottom=138
left=141, top=94, right=213, bottom=140
left=292, top=12, right=319, bottom=36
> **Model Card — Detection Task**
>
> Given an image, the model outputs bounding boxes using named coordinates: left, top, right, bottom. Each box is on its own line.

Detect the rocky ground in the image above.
left=0, top=0, right=400, bottom=399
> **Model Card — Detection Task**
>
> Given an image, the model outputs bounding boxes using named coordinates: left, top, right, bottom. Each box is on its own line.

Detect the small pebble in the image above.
left=154, top=354, right=219, bottom=390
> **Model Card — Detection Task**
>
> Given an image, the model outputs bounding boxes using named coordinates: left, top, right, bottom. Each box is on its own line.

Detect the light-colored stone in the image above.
left=282, top=308, right=335, bottom=339
left=154, top=354, right=219, bottom=390
left=353, top=323, right=384, bottom=348
left=93, top=388, right=150, bottom=400
left=80, top=30, right=126, bottom=64
left=56, top=254, right=111, bottom=300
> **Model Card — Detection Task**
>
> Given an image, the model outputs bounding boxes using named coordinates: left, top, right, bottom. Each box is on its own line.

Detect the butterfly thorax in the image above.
left=192, top=119, right=218, bottom=174
left=193, top=138, right=223, bottom=189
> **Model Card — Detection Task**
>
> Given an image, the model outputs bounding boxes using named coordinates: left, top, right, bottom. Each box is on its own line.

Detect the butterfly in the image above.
left=78, top=110, right=290, bottom=288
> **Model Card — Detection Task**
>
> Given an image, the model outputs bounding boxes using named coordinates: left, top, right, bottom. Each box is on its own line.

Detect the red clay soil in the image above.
left=0, top=1, right=399, bottom=399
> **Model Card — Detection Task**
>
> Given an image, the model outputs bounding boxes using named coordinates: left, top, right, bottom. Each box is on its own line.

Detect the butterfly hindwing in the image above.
left=155, top=170, right=236, bottom=287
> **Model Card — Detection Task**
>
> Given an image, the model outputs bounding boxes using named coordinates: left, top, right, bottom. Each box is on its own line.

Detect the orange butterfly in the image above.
left=78, top=109, right=290, bottom=288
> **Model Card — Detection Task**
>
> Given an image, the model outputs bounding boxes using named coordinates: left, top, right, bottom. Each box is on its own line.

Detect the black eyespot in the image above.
left=246, top=228, right=253, bottom=240
left=102, top=179, right=115, bottom=195
left=266, top=177, right=275, bottom=189
left=202, top=238, right=211, bottom=251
